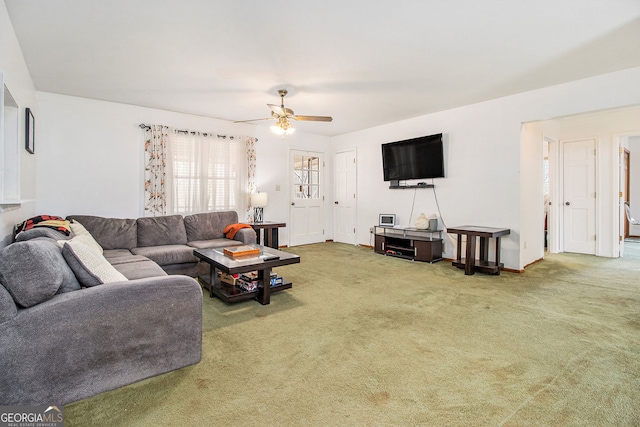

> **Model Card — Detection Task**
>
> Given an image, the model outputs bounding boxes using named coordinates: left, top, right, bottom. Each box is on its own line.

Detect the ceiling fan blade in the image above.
left=233, top=117, right=273, bottom=123
left=268, top=104, right=295, bottom=117
left=292, top=115, right=333, bottom=122
left=267, top=104, right=287, bottom=117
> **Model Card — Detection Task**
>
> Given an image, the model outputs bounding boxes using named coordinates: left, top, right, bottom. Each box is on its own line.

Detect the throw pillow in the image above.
left=69, top=220, right=103, bottom=254
left=0, top=240, right=81, bottom=308
left=61, top=239, right=127, bottom=287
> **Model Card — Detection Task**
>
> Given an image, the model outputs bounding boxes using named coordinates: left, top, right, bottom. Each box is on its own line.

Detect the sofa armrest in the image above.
left=234, top=227, right=257, bottom=244
left=0, top=275, right=202, bottom=405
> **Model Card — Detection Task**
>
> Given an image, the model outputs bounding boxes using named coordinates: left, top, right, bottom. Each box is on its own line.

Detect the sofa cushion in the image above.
left=69, top=220, right=103, bottom=254
left=187, top=238, right=243, bottom=249
left=61, top=239, right=128, bottom=287
left=113, top=260, right=168, bottom=280
left=103, top=249, right=149, bottom=265
left=137, top=215, right=188, bottom=247
left=161, top=263, right=198, bottom=277
left=0, top=240, right=81, bottom=308
left=66, top=215, right=138, bottom=250
left=0, top=283, right=17, bottom=323
left=184, top=211, right=238, bottom=242
left=131, top=244, right=198, bottom=266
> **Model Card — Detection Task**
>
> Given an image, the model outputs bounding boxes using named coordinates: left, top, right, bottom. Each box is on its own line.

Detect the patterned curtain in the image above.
left=143, top=125, right=169, bottom=216
left=245, top=137, right=257, bottom=221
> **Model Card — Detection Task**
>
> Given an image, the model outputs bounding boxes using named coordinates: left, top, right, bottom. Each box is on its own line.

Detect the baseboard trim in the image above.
left=522, top=257, right=543, bottom=270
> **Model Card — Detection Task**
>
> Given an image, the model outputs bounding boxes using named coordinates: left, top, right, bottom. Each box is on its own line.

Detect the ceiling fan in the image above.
left=235, top=89, right=332, bottom=138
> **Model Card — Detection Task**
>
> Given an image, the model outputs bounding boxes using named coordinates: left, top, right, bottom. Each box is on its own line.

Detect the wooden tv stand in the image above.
left=373, top=226, right=443, bottom=263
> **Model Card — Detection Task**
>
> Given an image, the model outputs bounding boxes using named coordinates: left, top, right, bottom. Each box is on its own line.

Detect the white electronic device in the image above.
left=379, top=214, right=396, bottom=227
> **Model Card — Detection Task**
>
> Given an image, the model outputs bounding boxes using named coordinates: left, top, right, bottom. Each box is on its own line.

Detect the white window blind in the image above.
left=170, top=132, right=246, bottom=215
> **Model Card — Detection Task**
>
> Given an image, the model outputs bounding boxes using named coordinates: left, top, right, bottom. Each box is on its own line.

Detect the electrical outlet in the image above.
left=369, top=227, right=374, bottom=233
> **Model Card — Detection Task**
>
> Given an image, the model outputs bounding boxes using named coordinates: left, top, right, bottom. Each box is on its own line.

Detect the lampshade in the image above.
left=251, top=192, right=268, bottom=207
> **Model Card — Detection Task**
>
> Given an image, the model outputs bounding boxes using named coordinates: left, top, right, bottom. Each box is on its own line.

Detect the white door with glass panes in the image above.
left=289, top=150, right=325, bottom=246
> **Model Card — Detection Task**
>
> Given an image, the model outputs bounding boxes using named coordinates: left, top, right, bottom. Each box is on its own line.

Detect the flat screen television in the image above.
left=382, top=133, right=444, bottom=181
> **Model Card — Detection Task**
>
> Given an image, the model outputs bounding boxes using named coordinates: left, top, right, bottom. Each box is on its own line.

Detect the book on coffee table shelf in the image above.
left=217, top=271, right=240, bottom=286
left=223, top=245, right=261, bottom=258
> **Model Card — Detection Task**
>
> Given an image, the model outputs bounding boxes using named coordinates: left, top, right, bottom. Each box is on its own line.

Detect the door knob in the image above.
left=291, top=202, right=295, bottom=206
left=565, top=202, right=571, bottom=205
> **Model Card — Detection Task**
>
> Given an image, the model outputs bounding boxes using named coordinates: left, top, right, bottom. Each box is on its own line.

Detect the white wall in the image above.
left=35, top=92, right=256, bottom=218
left=331, top=66, right=640, bottom=271
left=0, top=2, right=37, bottom=246
left=332, top=103, right=523, bottom=269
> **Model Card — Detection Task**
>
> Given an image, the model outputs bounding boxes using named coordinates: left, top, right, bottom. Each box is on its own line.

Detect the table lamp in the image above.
left=251, top=192, right=268, bottom=223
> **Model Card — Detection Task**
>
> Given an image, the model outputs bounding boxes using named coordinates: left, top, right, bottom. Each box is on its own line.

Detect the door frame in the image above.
left=624, top=148, right=630, bottom=240
left=546, top=137, right=560, bottom=254
left=615, top=130, right=640, bottom=256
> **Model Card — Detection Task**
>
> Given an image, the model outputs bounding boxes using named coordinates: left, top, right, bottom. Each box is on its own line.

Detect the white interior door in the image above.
left=289, top=150, right=325, bottom=246
left=562, top=139, right=596, bottom=254
left=334, top=149, right=357, bottom=244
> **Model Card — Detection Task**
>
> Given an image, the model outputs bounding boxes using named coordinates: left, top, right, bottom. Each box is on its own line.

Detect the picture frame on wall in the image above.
left=25, top=107, right=34, bottom=154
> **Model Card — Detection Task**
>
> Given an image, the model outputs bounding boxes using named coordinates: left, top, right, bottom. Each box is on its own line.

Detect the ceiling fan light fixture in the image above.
left=271, top=117, right=295, bottom=138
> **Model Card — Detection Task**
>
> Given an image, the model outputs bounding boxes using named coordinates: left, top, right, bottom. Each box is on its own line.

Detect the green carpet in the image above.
left=65, top=243, right=640, bottom=426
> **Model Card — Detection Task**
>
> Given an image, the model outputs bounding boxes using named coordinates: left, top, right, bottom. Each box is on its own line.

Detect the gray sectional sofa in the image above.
left=0, top=210, right=255, bottom=405
left=66, top=210, right=256, bottom=278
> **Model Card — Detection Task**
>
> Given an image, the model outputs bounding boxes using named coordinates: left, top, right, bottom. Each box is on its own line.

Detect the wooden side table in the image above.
left=247, top=221, right=286, bottom=249
left=448, top=226, right=510, bottom=275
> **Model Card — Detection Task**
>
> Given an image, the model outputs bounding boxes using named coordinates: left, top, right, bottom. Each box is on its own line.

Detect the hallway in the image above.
left=623, top=238, right=640, bottom=259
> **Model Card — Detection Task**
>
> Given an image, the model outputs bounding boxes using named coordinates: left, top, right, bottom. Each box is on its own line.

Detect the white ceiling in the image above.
left=5, top=0, right=640, bottom=136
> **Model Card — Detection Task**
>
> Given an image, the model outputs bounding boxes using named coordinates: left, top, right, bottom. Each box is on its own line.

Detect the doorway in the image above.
left=289, top=150, right=325, bottom=246
left=531, top=106, right=640, bottom=264
left=624, top=148, right=630, bottom=240
left=621, top=134, right=640, bottom=259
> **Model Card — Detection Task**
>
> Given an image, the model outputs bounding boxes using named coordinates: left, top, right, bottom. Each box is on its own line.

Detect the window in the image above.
left=293, top=154, right=320, bottom=199
left=170, top=132, right=246, bottom=215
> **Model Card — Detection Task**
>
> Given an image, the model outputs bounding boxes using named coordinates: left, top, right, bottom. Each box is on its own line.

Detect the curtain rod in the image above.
left=139, top=123, right=256, bottom=141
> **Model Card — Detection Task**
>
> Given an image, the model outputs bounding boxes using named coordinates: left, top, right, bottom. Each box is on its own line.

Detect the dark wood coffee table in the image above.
left=193, top=245, right=300, bottom=305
